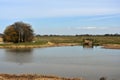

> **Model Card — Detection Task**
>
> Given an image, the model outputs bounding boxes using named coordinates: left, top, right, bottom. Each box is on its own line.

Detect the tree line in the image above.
left=35, top=34, right=120, bottom=37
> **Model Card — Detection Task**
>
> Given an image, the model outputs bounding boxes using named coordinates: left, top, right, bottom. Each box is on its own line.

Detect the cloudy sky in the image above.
left=0, top=0, right=120, bottom=35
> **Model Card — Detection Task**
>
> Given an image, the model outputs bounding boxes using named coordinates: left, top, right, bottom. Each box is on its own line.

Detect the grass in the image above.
left=35, top=36, right=120, bottom=45
left=35, top=36, right=82, bottom=44
left=0, top=35, right=120, bottom=47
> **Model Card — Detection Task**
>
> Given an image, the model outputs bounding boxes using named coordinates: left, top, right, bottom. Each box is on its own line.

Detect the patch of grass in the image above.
left=35, top=36, right=82, bottom=44
left=14, top=41, right=48, bottom=45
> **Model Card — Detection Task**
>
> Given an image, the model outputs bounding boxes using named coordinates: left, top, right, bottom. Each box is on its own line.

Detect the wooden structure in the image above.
left=83, top=38, right=93, bottom=48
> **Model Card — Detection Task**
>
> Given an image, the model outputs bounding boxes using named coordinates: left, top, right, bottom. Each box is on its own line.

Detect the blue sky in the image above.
left=0, top=0, right=120, bottom=35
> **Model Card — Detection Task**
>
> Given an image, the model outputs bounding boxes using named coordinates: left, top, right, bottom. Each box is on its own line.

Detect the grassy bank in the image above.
left=0, top=35, right=120, bottom=49
left=0, top=42, right=79, bottom=48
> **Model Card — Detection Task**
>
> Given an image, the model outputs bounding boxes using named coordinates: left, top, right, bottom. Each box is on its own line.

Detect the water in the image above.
left=0, top=46, right=120, bottom=80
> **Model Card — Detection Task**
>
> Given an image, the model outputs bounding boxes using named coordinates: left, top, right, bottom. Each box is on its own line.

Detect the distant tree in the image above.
left=3, top=22, right=34, bottom=43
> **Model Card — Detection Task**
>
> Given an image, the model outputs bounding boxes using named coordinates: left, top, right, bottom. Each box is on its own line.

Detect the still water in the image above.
left=0, top=46, right=120, bottom=80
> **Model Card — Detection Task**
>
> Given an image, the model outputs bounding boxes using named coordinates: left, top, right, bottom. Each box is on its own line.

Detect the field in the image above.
left=34, top=35, right=120, bottom=45
left=0, top=35, right=120, bottom=49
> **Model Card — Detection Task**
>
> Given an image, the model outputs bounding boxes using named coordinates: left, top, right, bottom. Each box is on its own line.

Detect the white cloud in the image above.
left=48, top=8, right=120, bottom=17
left=66, top=26, right=120, bottom=34
left=0, top=0, right=120, bottom=19
left=75, top=27, right=107, bottom=30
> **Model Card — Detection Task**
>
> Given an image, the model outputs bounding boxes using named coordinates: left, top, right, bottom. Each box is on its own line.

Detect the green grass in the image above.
left=0, top=41, right=48, bottom=46
left=35, top=36, right=82, bottom=43
left=35, top=36, right=120, bottom=45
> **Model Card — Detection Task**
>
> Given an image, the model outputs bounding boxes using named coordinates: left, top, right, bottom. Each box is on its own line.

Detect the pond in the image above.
left=0, top=46, right=120, bottom=80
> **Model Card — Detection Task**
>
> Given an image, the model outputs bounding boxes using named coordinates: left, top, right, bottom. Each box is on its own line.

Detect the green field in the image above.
left=34, top=35, right=120, bottom=45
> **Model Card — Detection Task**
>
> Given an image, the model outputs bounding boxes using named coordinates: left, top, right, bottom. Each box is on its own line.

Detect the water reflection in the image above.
left=83, top=45, right=93, bottom=48
left=6, top=48, right=33, bottom=53
left=5, top=48, right=33, bottom=64
left=0, top=46, right=119, bottom=80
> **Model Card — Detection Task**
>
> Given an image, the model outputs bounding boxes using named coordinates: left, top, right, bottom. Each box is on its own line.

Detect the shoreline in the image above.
left=102, top=44, right=120, bottom=49
left=0, top=43, right=120, bottom=49
left=0, top=43, right=80, bottom=49
left=0, top=74, right=81, bottom=80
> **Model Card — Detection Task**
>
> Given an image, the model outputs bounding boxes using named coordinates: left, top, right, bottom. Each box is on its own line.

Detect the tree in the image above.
left=3, top=22, right=34, bottom=43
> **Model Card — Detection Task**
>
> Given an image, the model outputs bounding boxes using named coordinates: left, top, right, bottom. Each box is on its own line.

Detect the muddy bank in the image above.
left=0, top=74, right=81, bottom=80
left=102, top=44, right=120, bottom=49
left=1, top=42, right=120, bottom=49
left=0, top=43, right=80, bottom=49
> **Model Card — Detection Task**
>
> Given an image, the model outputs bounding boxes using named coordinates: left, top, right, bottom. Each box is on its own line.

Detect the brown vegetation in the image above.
left=0, top=42, right=79, bottom=49
left=102, top=44, right=120, bottom=49
left=0, top=74, right=81, bottom=80
left=3, top=22, right=34, bottom=43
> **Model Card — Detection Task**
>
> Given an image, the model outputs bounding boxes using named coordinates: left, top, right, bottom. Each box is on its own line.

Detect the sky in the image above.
left=0, top=0, right=120, bottom=35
